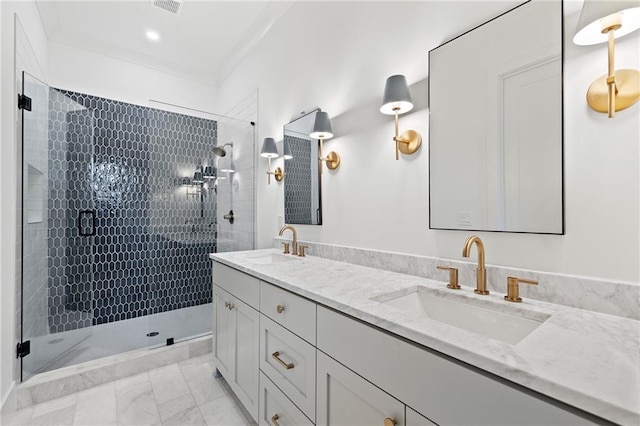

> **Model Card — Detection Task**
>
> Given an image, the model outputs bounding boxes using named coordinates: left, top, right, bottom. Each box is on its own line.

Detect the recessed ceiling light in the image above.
left=146, top=30, right=160, bottom=42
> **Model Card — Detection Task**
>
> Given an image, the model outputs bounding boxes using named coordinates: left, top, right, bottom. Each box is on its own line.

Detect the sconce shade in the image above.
left=283, top=139, right=293, bottom=160
left=193, top=171, right=204, bottom=183
left=260, top=137, right=279, bottom=158
left=310, top=111, right=334, bottom=139
left=573, top=0, right=640, bottom=45
left=380, top=74, right=414, bottom=115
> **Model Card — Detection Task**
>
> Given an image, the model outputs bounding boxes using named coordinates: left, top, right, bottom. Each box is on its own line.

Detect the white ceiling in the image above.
left=35, top=0, right=292, bottom=85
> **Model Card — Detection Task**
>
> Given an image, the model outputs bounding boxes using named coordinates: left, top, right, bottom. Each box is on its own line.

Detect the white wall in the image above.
left=216, top=0, right=639, bottom=284
left=1, top=0, right=49, bottom=408
left=48, top=41, right=218, bottom=112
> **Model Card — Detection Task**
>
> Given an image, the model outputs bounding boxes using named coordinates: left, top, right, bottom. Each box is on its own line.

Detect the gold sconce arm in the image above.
left=392, top=110, right=422, bottom=160
left=318, top=138, right=340, bottom=173
left=579, top=8, right=640, bottom=118
left=265, top=158, right=284, bottom=184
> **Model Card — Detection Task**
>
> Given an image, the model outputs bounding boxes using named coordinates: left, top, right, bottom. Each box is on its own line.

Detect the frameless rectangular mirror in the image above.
left=284, top=109, right=322, bottom=225
left=429, top=0, right=563, bottom=234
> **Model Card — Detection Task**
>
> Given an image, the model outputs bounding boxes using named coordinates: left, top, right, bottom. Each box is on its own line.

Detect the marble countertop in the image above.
left=210, top=249, right=640, bottom=425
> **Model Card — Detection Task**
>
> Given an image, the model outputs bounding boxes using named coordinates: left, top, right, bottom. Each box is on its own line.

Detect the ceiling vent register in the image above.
left=152, top=0, right=183, bottom=15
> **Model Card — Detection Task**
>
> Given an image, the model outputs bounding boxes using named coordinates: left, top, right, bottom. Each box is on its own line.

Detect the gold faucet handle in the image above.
left=298, top=245, right=308, bottom=257
left=436, top=266, right=460, bottom=289
left=505, top=277, right=538, bottom=303
left=281, top=242, right=290, bottom=254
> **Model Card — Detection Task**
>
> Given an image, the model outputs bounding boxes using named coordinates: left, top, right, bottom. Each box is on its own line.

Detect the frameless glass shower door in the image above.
left=20, top=72, right=95, bottom=380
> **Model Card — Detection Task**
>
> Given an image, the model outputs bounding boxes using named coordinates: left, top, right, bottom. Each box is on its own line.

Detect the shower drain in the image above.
left=146, top=331, right=159, bottom=337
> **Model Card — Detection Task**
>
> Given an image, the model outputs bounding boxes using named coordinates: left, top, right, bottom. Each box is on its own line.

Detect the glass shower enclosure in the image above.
left=18, top=72, right=254, bottom=380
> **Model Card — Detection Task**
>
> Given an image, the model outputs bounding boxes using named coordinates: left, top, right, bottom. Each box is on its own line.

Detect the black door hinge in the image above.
left=18, top=94, right=32, bottom=111
left=17, top=340, right=31, bottom=358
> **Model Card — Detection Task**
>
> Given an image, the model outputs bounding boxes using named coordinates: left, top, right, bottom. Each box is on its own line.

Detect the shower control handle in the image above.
left=78, top=210, right=96, bottom=237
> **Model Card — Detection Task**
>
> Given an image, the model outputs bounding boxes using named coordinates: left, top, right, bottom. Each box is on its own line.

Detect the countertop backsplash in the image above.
left=273, top=237, right=639, bottom=320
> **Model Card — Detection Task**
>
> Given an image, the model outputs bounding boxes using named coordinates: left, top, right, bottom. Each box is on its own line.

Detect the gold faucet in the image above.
left=278, top=225, right=298, bottom=256
left=462, top=235, right=489, bottom=295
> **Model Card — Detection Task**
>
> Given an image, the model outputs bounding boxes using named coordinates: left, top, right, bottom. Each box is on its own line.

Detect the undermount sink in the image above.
left=246, top=253, right=296, bottom=265
left=374, top=287, right=549, bottom=344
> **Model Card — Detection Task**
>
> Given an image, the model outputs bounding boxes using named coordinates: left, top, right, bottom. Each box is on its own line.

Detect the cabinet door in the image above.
left=233, top=297, right=260, bottom=422
left=317, top=351, right=405, bottom=426
left=213, top=285, right=234, bottom=381
left=406, top=407, right=437, bottom=426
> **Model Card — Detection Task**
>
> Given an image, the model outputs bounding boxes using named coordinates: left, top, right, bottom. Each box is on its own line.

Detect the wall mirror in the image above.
left=429, top=0, right=563, bottom=234
left=283, top=109, right=322, bottom=225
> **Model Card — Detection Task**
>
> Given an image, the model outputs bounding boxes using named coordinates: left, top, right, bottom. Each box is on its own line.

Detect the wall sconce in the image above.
left=310, top=111, right=339, bottom=172
left=203, top=166, right=216, bottom=180
left=380, top=74, right=422, bottom=160
left=260, top=137, right=284, bottom=184
left=192, top=167, right=204, bottom=184
left=283, top=138, right=293, bottom=160
left=573, top=1, right=640, bottom=118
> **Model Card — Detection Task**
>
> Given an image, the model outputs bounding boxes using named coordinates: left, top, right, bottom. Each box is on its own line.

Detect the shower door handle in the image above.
left=78, top=210, right=96, bottom=236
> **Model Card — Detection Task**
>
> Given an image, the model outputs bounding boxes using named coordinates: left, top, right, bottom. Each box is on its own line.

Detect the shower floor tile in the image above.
left=1, top=354, right=255, bottom=426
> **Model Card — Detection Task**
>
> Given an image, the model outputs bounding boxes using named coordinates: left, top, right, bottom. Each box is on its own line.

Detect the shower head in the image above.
left=213, top=142, right=233, bottom=158
left=213, top=146, right=227, bottom=158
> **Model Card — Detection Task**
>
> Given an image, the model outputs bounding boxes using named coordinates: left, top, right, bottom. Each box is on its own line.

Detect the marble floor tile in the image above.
left=199, top=396, right=255, bottom=426
left=148, top=364, right=191, bottom=405
left=30, top=394, right=77, bottom=419
left=116, top=380, right=160, bottom=425
left=73, top=382, right=117, bottom=425
left=29, top=406, right=76, bottom=426
left=114, top=371, right=150, bottom=391
left=6, top=348, right=260, bottom=426
left=184, top=370, right=230, bottom=407
left=0, top=406, right=34, bottom=426
left=162, top=405, right=206, bottom=426
left=157, top=393, right=197, bottom=421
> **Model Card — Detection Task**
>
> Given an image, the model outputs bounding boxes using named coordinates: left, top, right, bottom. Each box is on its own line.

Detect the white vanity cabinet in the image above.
left=317, top=306, right=599, bottom=426
left=211, top=259, right=606, bottom=426
left=317, top=350, right=405, bottom=426
left=405, top=408, right=437, bottom=426
left=212, top=263, right=260, bottom=422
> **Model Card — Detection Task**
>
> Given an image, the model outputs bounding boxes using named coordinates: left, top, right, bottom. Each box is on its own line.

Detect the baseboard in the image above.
left=0, top=381, right=17, bottom=416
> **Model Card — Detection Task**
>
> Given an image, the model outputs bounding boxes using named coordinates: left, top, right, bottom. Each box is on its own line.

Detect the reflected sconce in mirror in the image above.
left=573, top=0, right=640, bottom=118
left=260, top=137, right=284, bottom=184
left=202, top=166, right=215, bottom=180
left=310, top=111, right=339, bottom=172
left=283, top=138, right=293, bottom=160
left=380, top=74, right=422, bottom=160
left=192, top=167, right=204, bottom=184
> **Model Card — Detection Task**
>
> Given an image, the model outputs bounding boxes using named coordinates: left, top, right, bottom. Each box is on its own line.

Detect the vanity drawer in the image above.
left=213, top=262, right=259, bottom=309
left=259, top=371, right=313, bottom=426
left=259, top=314, right=316, bottom=421
left=260, top=281, right=316, bottom=344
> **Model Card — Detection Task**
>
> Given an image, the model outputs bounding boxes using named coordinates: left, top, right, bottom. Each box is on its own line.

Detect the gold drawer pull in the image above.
left=384, top=418, right=397, bottom=426
left=271, top=413, right=280, bottom=426
left=224, top=301, right=229, bottom=308
left=272, top=351, right=294, bottom=370
left=276, top=304, right=285, bottom=314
